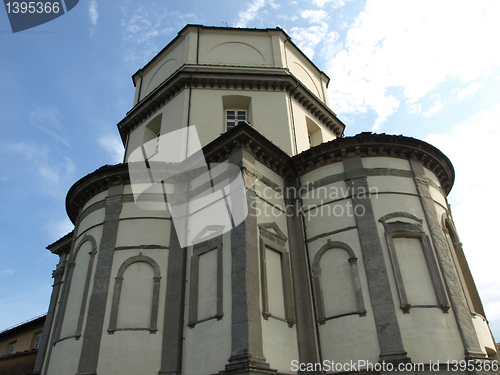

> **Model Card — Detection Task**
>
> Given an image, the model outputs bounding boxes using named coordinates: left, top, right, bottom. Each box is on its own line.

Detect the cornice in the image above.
left=46, top=231, right=74, bottom=255
left=117, top=68, right=345, bottom=145
left=66, top=164, right=130, bottom=223
left=293, top=132, right=455, bottom=195
left=66, top=127, right=454, bottom=225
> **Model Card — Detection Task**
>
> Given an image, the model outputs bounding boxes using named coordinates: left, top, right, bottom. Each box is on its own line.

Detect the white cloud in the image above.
left=422, top=99, right=444, bottom=118
left=121, top=6, right=198, bottom=65
left=290, top=24, right=330, bottom=59
left=311, top=0, right=346, bottom=8
left=29, top=106, right=69, bottom=146
left=89, top=0, right=98, bottom=34
left=0, top=141, right=75, bottom=198
left=98, top=134, right=124, bottom=164
left=424, top=106, right=500, bottom=328
left=235, top=0, right=266, bottom=28
left=301, top=9, right=327, bottom=23
left=456, top=81, right=485, bottom=101
left=326, top=0, right=500, bottom=129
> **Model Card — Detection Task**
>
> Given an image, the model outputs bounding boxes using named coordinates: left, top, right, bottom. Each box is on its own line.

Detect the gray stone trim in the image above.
left=117, top=70, right=345, bottom=144
left=117, top=216, right=172, bottom=222
left=77, top=183, right=124, bottom=375
left=158, top=224, right=187, bottom=375
left=107, top=253, right=161, bottom=334
left=409, top=159, right=486, bottom=360
left=380, top=218, right=449, bottom=313
left=187, top=236, right=224, bottom=328
left=258, top=223, right=295, bottom=327
left=343, top=156, right=409, bottom=363
left=32, top=256, right=67, bottom=375
left=284, top=175, right=321, bottom=370
left=311, top=240, right=366, bottom=324
left=223, top=147, right=274, bottom=374
left=294, top=133, right=454, bottom=195
left=442, top=214, right=486, bottom=317
left=114, top=245, right=169, bottom=251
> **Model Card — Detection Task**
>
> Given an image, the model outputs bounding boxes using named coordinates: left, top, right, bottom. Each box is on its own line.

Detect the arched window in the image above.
left=108, top=253, right=161, bottom=334
left=312, top=240, right=366, bottom=324
left=58, top=234, right=97, bottom=341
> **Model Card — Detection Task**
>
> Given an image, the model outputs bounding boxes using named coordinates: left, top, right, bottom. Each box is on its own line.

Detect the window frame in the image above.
left=225, top=109, right=247, bottom=131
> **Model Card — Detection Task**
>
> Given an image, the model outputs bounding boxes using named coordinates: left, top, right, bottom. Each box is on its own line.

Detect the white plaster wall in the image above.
left=198, top=29, right=275, bottom=67
left=319, top=314, right=380, bottom=367
left=371, top=193, right=425, bottom=223
left=97, top=330, right=162, bottom=375
left=367, top=175, right=418, bottom=195
left=301, top=180, right=349, bottom=208
left=77, top=208, right=105, bottom=237
left=190, top=89, right=293, bottom=155
left=45, top=339, right=80, bottom=375
left=362, top=156, right=411, bottom=170
left=120, top=201, right=171, bottom=220
left=262, top=317, right=299, bottom=373
left=398, top=308, right=464, bottom=363
left=472, top=314, right=498, bottom=354
left=82, top=190, right=107, bottom=212
left=284, top=44, right=327, bottom=102
left=303, top=162, right=345, bottom=185
left=136, top=31, right=190, bottom=102
left=115, top=217, right=171, bottom=248
left=303, top=199, right=357, bottom=240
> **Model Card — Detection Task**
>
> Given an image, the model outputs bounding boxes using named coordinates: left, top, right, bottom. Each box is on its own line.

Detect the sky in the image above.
left=1, top=0, right=499, bottom=343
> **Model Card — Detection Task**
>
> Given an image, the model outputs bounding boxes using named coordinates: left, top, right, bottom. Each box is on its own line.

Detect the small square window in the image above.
left=226, top=109, right=246, bottom=131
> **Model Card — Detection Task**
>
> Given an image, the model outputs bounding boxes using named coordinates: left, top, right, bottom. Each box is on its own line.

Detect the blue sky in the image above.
left=1, top=0, right=499, bottom=342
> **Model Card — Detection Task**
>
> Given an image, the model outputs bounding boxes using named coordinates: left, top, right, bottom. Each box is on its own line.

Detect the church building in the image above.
left=32, top=25, right=499, bottom=375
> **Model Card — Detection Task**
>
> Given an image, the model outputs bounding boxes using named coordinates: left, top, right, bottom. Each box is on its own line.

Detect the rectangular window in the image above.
left=226, top=109, right=246, bottom=131
left=8, top=342, right=16, bottom=354
left=34, top=334, right=42, bottom=349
